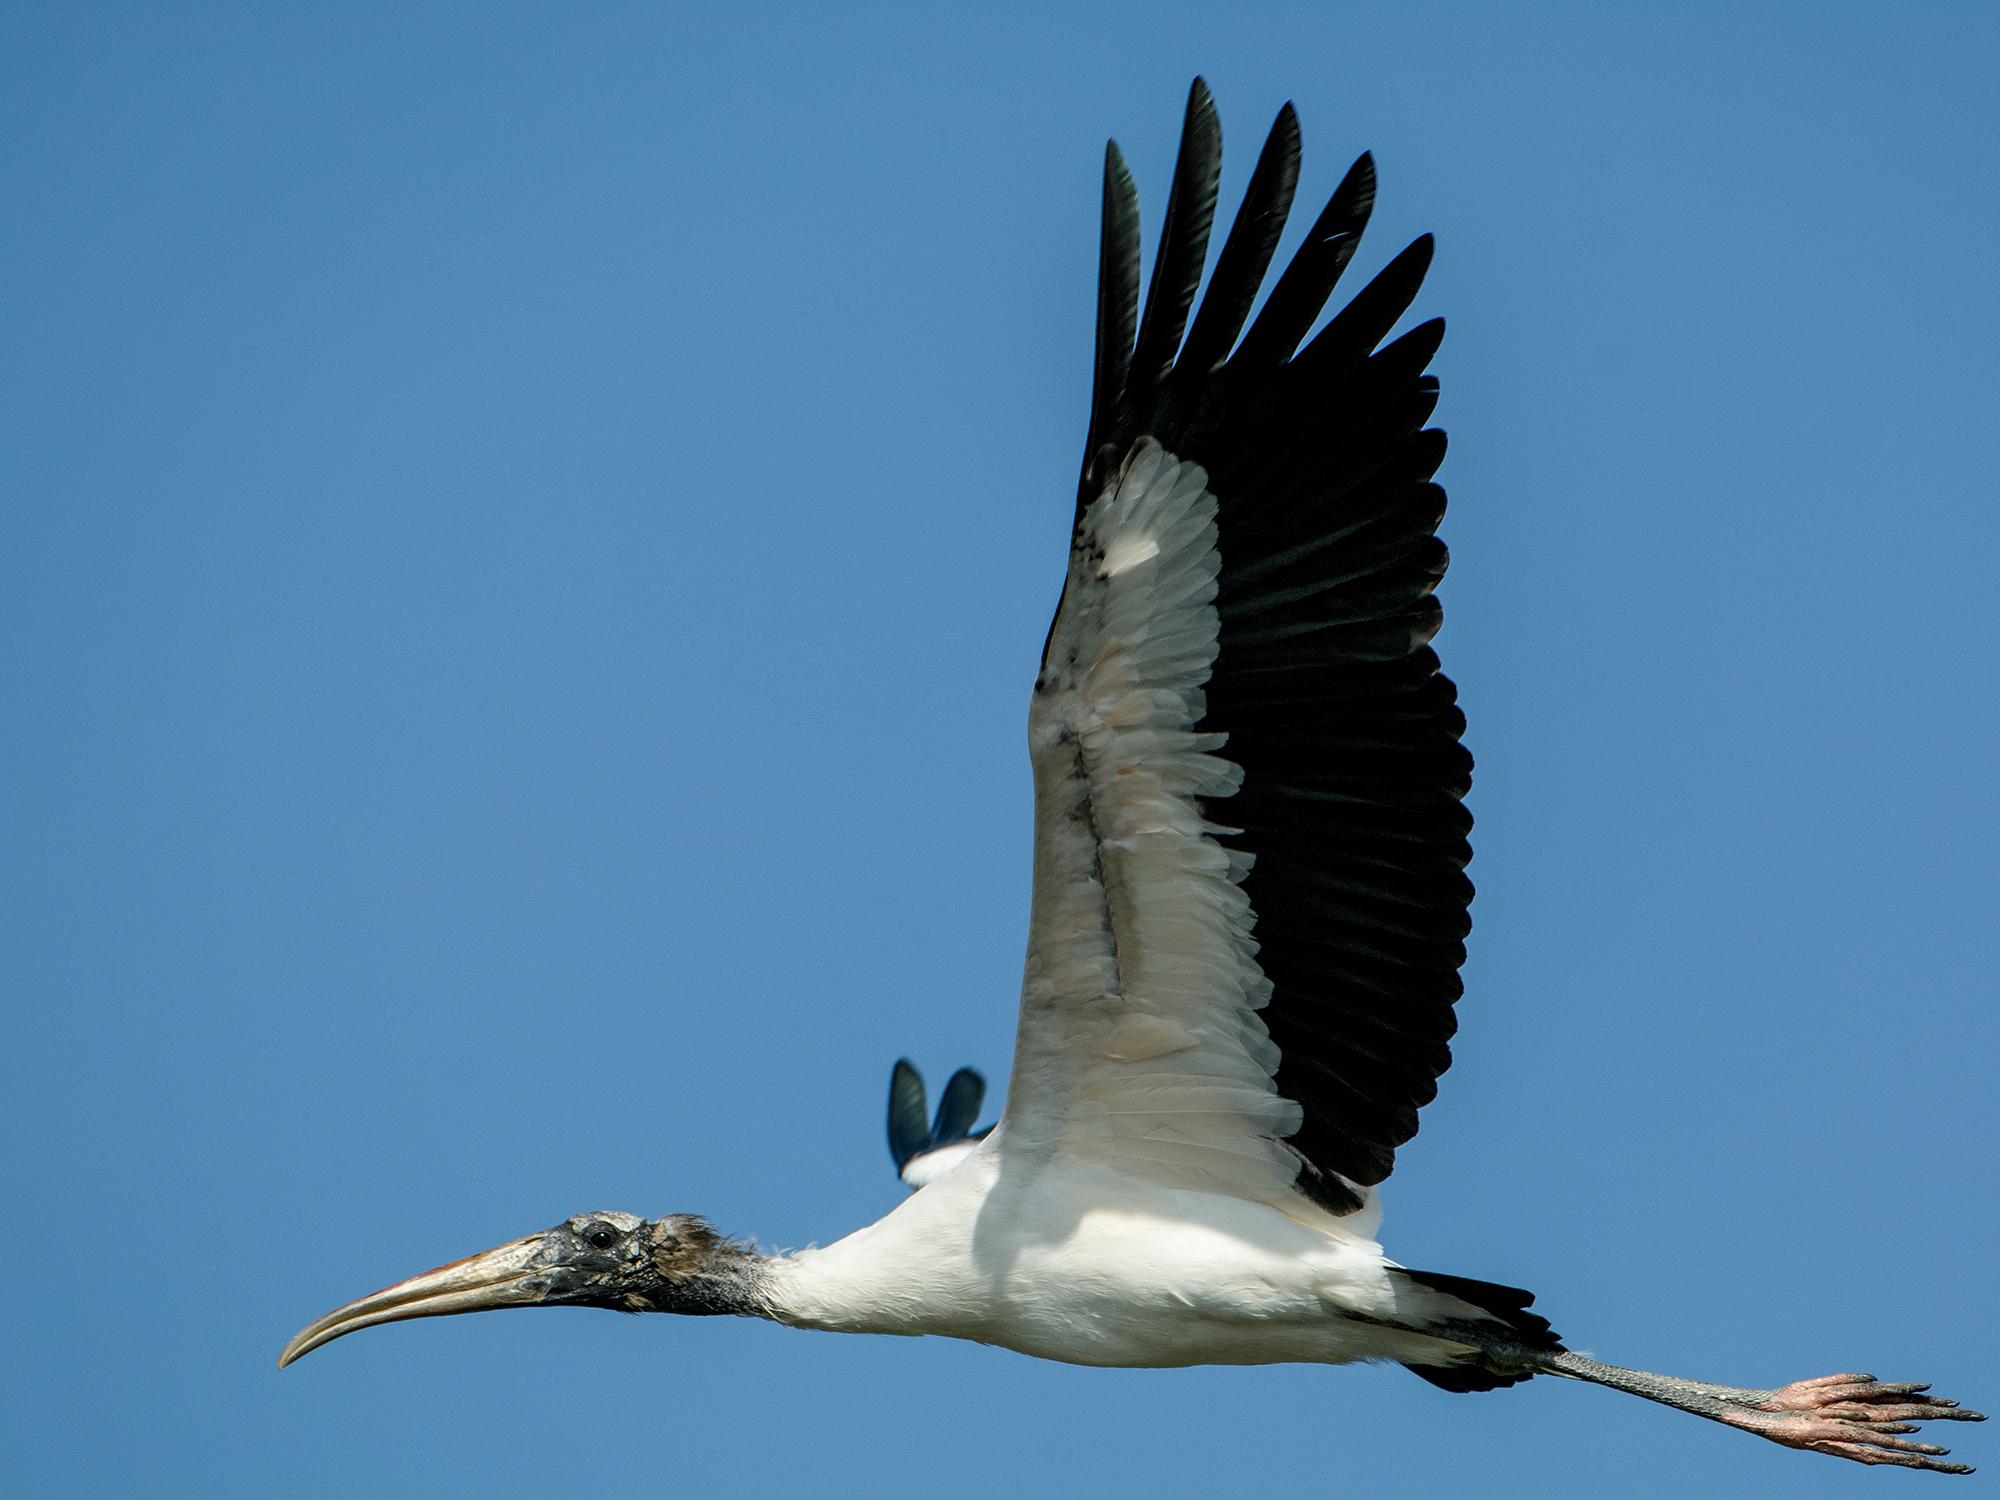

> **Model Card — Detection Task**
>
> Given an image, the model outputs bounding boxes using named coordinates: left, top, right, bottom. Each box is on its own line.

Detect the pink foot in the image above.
left=1719, top=1372, right=1987, bottom=1475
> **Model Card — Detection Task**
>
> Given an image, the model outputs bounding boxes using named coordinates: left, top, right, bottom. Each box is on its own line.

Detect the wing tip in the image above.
left=888, top=1058, right=993, bottom=1183
left=886, top=1057, right=931, bottom=1171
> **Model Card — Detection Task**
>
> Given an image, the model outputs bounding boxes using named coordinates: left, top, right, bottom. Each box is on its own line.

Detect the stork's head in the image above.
left=279, top=1211, right=761, bottom=1367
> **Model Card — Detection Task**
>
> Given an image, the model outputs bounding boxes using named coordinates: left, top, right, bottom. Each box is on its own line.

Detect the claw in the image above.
left=1809, top=1441, right=1974, bottom=1476
left=1720, top=1373, right=1983, bottom=1475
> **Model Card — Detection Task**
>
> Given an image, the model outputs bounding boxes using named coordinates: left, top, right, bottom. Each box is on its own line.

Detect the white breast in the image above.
left=763, top=1144, right=1408, bottom=1369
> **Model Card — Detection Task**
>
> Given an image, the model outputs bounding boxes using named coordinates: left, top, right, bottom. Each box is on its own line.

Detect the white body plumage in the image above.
left=771, top=1142, right=1458, bottom=1371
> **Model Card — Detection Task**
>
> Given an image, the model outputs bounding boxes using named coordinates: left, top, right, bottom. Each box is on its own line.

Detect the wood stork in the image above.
left=279, top=82, right=1982, bottom=1475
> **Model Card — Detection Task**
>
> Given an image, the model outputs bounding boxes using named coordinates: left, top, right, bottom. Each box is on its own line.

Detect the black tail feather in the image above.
left=1397, top=1268, right=1563, bottom=1395
left=1405, top=1361, right=1532, bottom=1394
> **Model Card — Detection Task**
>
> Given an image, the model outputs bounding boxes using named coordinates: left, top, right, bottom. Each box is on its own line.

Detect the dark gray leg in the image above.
left=1542, top=1352, right=1985, bottom=1475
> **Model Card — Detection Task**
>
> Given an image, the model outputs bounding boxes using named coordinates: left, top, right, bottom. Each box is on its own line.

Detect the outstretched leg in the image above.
left=1544, top=1351, right=1985, bottom=1475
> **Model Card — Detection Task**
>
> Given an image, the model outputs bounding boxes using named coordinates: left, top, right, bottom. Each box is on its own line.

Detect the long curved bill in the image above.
left=279, top=1232, right=552, bottom=1368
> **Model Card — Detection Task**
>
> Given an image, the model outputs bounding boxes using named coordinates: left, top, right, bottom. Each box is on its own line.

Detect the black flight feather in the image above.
left=887, top=1060, right=993, bottom=1182
left=931, top=1067, right=987, bottom=1145
left=1230, top=150, right=1376, bottom=377
left=886, top=1059, right=932, bottom=1173
left=1049, top=88, right=1465, bottom=1217
left=1083, top=143, right=1142, bottom=502
left=1129, top=80, right=1222, bottom=408
left=1174, top=103, right=1302, bottom=387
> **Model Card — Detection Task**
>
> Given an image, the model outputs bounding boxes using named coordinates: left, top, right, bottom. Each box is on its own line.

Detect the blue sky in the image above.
left=4, top=4, right=1995, bottom=1496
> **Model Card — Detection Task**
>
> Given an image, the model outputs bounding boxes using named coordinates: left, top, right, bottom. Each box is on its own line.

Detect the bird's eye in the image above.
left=584, top=1223, right=619, bottom=1250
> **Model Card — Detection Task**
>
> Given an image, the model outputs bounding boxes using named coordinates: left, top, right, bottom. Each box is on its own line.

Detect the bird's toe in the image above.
left=1721, top=1375, right=1983, bottom=1475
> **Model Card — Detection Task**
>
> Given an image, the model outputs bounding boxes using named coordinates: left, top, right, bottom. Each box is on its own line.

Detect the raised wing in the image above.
left=1000, top=82, right=1465, bottom=1218
left=886, top=1059, right=994, bottom=1190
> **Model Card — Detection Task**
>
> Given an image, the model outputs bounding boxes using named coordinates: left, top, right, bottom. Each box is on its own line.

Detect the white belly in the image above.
left=764, top=1150, right=1417, bottom=1370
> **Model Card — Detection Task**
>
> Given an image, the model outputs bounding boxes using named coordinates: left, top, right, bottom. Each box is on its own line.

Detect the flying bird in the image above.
left=280, top=82, right=1981, bottom=1475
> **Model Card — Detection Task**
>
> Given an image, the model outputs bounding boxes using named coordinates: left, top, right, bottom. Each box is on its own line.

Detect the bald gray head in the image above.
left=279, top=1211, right=768, bottom=1367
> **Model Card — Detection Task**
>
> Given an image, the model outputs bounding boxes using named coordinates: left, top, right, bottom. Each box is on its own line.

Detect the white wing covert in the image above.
left=1006, top=440, right=1303, bottom=1202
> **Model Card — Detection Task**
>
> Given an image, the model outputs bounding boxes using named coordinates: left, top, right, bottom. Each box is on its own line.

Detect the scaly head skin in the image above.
left=279, top=1212, right=766, bottom=1367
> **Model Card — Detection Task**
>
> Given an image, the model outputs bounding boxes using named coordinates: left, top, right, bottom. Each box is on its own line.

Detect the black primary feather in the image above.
left=1165, top=101, right=1300, bottom=433
left=930, top=1067, right=987, bottom=1145
left=1129, top=81, right=1222, bottom=412
left=887, top=1060, right=993, bottom=1180
left=1082, top=142, right=1142, bottom=504
left=886, top=1059, right=932, bottom=1172
left=1051, top=83, right=1464, bottom=1218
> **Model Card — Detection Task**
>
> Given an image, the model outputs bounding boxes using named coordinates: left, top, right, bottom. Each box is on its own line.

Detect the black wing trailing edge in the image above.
left=1060, top=80, right=1467, bottom=1217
